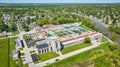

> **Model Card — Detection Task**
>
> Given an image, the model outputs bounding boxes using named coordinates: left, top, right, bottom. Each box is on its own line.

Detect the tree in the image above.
left=108, top=43, right=117, bottom=51
left=109, top=25, right=120, bottom=34
left=41, top=14, right=45, bottom=17
left=105, top=17, right=109, bottom=24
left=0, top=18, right=3, bottom=25
left=0, top=24, right=8, bottom=32
left=9, top=23, right=17, bottom=31
left=23, top=35, right=31, bottom=40
left=26, top=17, right=30, bottom=25
left=84, top=37, right=91, bottom=43
left=35, top=15, right=39, bottom=20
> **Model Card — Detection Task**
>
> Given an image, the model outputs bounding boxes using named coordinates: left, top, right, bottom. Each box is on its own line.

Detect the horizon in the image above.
left=0, top=0, right=120, bottom=3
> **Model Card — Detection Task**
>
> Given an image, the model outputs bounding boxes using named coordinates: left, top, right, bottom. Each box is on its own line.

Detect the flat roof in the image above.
left=61, top=32, right=99, bottom=43
left=26, top=40, right=35, bottom=46
left=48, top=24, right=90, bottom=40
left=31, top=54, right=39, bottom=62
left=36, top=43, right=48, bottom=49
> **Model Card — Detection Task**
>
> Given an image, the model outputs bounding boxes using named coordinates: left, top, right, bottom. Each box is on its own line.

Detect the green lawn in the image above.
left=79, top=24, right=95, bottom=32
left=101, top=36, right=108, bottom=43
left=45, top=42, right=111, bottom=67
left=0, top=38, right=17, bottom=67
left=30, top=50, right=35, bottom=54
left=12, top=31, right=19, bottom=35
left=93, top=49, right=120, bottom=67
left=39, top=52, right=59, bottom=61
left=9, top=38, right=16, bottom=67
left=20, top=52, right=25, bottom=56
left=0, top=38, right=28, bottom=67
left=0, top=39, right=9, bottom=67
left=61, top=43, right=91, bottom=54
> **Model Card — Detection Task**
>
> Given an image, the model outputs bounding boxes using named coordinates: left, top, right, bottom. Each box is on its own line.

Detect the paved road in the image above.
left=17, top=23, right=33, bottom=64
left=29, top=43, right=100, bottom=67
left=18, top=33, right=33, bottom=64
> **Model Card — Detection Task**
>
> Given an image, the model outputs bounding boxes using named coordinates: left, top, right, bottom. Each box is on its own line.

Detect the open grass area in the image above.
left=0, top=37, right=28, bottom=67
left=61, top=43, right=91, bottom=54
left=92, top=49, right=120, bottom=67
left=101, top=36, right=108, bottom=43
left=12, top=31, right=19, bottom=35
left=20, top=52, right=25, bottom=56
left=79, top=24, right=95, bottom=32
left=30, top=50, right=35, bottom=54
left=39, top=52, right=59, bottom=61
left=45, top=42, right=111, bottom=67
left=0, top=39, right=9, bottom=67
left=9, top=37, right=16, bottom=67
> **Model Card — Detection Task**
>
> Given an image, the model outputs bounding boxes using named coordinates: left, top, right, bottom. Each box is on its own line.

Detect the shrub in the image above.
left=84, top=37, right=91, bottom=43
left=108, top=43, right=117, bottom=51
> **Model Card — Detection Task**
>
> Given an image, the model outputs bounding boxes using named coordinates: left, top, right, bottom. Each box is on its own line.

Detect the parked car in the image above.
left=46, top=62, right=50, bottom=65
left=55, top=59, right=59, bottom=61
left=22, top=57, right=26, bottom=61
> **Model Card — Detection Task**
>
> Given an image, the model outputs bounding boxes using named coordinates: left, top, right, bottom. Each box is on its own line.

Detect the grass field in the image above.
left=61, top=43, right=91, bottom=54
left=0, top=39, right=9, bottom=67
left=79, top=24, right=95, bottom=32
left=0, top=38, right=28, bottom=67
left=9, top=38, right=16, bottom=67
left=101, top=36, right=108, bottom=42
left=45, top=42, right=111, bottom=67
left=93, top=49, right=120, bottom=67
left=12, top=31, right=19, bottom=35
left=39, top=52, right=59, bottom=61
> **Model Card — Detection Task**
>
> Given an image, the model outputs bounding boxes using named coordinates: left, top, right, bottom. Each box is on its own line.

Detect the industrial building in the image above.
left=27, top=23, right=102, bottom=54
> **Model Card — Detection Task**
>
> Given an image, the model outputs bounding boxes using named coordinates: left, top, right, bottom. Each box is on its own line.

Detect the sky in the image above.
left=0, top=0, right=120, bottom=3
